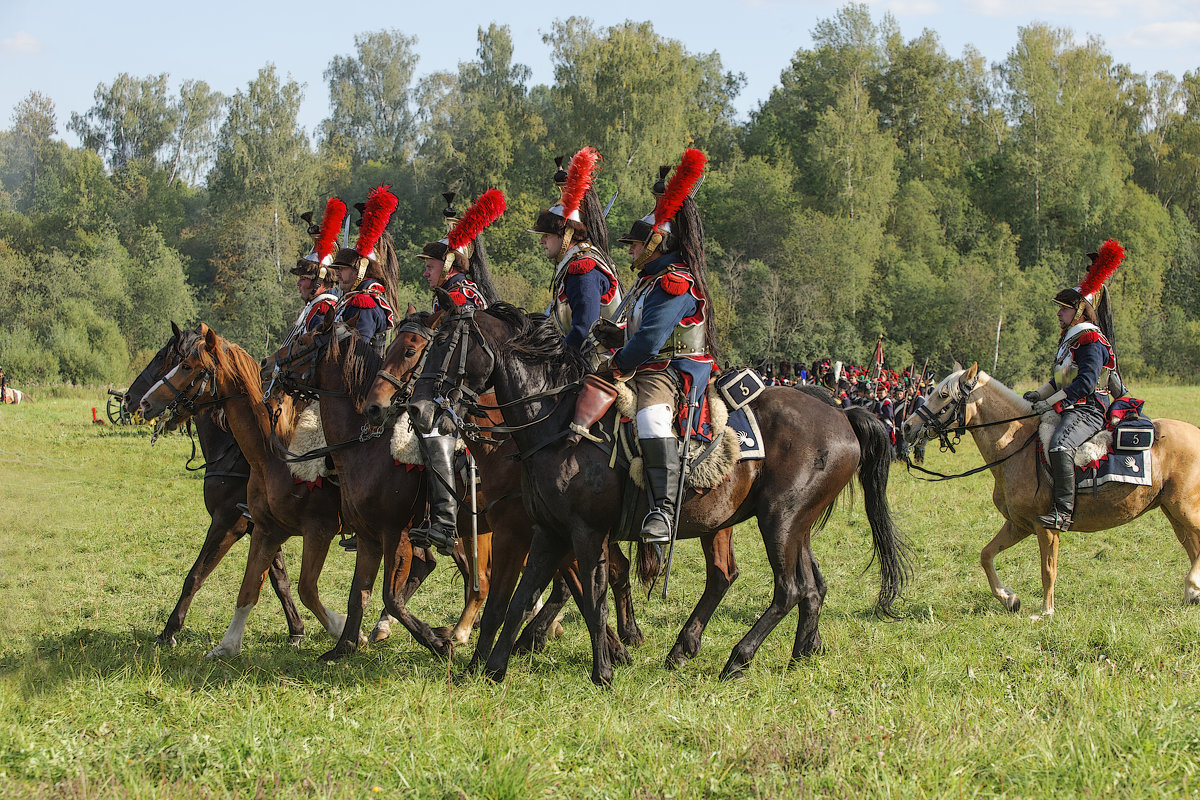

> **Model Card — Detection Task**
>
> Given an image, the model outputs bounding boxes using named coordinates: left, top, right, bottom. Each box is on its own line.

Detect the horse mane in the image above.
left=327, top=327, right=383, bottom=412
left=203, top=330, right=283, bottom=429
left=486, top=302, right=587, bottom=380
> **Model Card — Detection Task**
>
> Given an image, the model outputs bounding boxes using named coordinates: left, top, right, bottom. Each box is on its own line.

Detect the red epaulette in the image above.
left=347, top=293, right=378, bottom=309
left=659, top=270, right=692, bottom=296
left=1074, top=330, right=1101, bottom=346
left=567, top=256, right=597, bottom=275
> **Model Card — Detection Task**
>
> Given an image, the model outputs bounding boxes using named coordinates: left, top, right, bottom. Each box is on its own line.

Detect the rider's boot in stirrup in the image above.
left=1036, top=448, right=1076, bottom=531
left=409, top=434, right=460, bottom=556
left=638, top=437, right=682, bottom=546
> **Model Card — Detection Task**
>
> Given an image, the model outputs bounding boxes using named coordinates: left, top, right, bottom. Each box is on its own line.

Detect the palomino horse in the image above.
left=362, top=307, right=655, bottom=670
left=409, top=301, right=910, bottom=685
left=127, top=324, right=305, bottom=647
left=140, top=324, right=348, bottom=658
left=270, top=318, right=489, bottom=660
left=902, top=363, right=1200, bottom=617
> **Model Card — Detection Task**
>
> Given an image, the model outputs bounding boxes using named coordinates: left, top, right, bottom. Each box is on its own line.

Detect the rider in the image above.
left=331, top=186, right=400, bottom=355
left=1023, top=240, right=1126, bottom=532
left=287, top=199, right=345, bottom=341
left=604, top=149, right=718, bottom=545
left=408, top=189, right=506, bottom=556
left=528, top=147, right=622, bottom=352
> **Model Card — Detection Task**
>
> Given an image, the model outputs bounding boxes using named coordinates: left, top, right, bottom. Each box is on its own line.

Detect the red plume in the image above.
left=654, top=148, right=706, bottom=228
left=447, top=189, right=506, bottom=251
left=1079, top=239, right=1125, bottom=299
left=560, top=146, right=600, bottom=221
left=315, top=197, right=346, bottom=262
left=354, top=185, right=398, bottom=257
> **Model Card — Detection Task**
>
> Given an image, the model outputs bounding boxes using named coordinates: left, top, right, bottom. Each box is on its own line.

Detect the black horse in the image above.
left=128, top=323, right=306, bottom=647
left=409, top=301, right=911, bottom=685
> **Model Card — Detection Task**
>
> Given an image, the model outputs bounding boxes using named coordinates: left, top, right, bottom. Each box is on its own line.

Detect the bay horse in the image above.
left=902, top=362, right=1200, bottom=617
left=139, top=324, right=348, bottom=658
left=127, top=323, right=305, bottom=647
left=408, top=300, right=910, bottom=685
left=270, top=318, right=488, bottom=660
left=361, top=307, right=648, bottom=669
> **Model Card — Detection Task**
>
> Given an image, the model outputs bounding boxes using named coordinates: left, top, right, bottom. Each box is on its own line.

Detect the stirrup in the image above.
left=639, top=509, right=673, bottom=546
left=410, top=524, right=457, bottom=556
left=339, top=534, right=357, bottom=552
left=1036, top=510, right=1073, bottom=532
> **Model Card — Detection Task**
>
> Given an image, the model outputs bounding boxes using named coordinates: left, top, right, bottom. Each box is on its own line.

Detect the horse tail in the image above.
left=636, top=540, right=660, bottom=586
left=845, top=406, right=912, bottom=616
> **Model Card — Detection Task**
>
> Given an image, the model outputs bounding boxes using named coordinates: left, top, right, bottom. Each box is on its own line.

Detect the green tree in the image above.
left=68, top=73, right=176, bottom=173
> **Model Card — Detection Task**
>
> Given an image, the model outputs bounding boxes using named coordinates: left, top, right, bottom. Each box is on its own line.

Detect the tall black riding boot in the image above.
left=1036, top=449, right=1076, bottom=531
left=638, top=437, right=682, bottom=545
left=409, top=434, right=460, bottom=556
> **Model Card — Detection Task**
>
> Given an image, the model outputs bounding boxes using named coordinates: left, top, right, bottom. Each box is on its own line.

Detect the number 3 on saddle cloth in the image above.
left=1036, top=396, right=1157, bottom=491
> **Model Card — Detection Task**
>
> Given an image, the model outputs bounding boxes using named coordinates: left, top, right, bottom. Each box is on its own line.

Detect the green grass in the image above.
left=2, top=387, right=1199, bottom=798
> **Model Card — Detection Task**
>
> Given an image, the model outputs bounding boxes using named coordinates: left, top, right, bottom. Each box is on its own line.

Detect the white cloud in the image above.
left=1125, top=20, right=1200, bottom=47
left=888, top=0, right=942, bottom=15
left=1, top=31, right=43, bottom=55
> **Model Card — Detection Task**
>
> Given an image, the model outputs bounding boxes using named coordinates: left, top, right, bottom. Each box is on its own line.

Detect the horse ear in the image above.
left=952, top=360, right=963, bottom=373
left=171, top=320, right=182, bottom=338
left=204, top=325, right=218, bottom=349
left=964, top=362, right=979, bottom=381
left=407, top=302, right=418, bottom=316
left=434, top=287, right=455, bottom=310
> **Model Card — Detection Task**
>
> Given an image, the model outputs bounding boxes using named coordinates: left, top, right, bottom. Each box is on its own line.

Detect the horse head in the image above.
left=139, top=323, right=220, bottom=420
left=363, top=303, right=443, bottom=428
left=901, top=361, right=979, bottom=445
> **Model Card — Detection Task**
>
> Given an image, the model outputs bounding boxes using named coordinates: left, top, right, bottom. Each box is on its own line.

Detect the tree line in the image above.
left=1, top=4, right=1199, bottom=386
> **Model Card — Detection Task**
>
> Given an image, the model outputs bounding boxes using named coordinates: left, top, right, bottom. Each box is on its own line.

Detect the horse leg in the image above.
left=1161, top=506, right=1200, bottom=605
left=791, top=547, right=827, bottom=663
left=720, top=513, right=805, bottom=681
left=159, top=512, right=254, bottom=647
left=295, top=531, right=345, bottom=639
left=205, top=531, right=278, bottom=659
left=379, top=537, right=451, bottom=659
left=980, top=520, right=1030, bottom=613
left=514, top=574, right=571, bottom=655
left=266, top=547, right=306, bottom=645
left=571, top=529, right=616, bottom=687
left=484, top=525, right=570, bottom=682
left=372, top=547, right=435, bottom=644
left=446, top=532, right=492, bottom=646
left=319, top=536, right=384, bottom=661
left=1032, top=529, right=1060, bottom=620
left=667, top=528, right=738, bottom=669
left=608, top=540, right=644, bottom=647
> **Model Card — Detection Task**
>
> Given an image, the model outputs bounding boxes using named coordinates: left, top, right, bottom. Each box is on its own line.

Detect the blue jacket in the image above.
left=613, top=252, right=701, bottom=373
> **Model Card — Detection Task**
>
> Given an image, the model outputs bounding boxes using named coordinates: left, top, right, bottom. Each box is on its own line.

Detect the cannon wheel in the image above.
left=107, top=392, right=132, bottom=426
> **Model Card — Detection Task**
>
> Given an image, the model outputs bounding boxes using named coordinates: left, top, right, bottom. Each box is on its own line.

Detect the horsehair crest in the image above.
left=354, top=185, right=398, bottom=257
left=561, top=147, right=600, bottom=222
left=653, top=148, right=706, bottom=229
left=447, top=189, right=506, bottom=252
left=315, top=198, right=347, bottom=263
left=1078, top=239, right=1125, bottom=300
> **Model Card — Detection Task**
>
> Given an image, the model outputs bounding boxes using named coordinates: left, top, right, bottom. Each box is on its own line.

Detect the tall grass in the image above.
left=1, top=386, right=1198, bottom=798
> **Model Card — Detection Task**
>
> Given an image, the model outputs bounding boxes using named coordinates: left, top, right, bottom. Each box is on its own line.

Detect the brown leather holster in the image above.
left=568, top=374, right=618, bottom=445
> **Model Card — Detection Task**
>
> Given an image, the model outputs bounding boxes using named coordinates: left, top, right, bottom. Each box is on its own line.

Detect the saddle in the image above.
left=1036, top=398, right=1156, bottom=490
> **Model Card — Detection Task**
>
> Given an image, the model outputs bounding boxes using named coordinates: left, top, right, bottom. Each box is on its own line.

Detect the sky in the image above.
left=2, top=0, right=1199, bottom=145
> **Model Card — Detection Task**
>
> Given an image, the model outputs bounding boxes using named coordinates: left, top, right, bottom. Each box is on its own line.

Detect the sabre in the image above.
left=467, top=450, right=480, bottom=592
left=602, top=191, right=618, bottom=218
left=661, top=394, right=701, bottom=599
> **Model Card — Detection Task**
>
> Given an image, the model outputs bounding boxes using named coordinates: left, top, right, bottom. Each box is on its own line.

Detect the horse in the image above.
left=139, top=324, right=349, bottom=658
left=361, top=306, right=648, bottom=669
left=270, top=317, right=488, bottom=660
left=408, top=299, right=910, bottom=685
left=126, top=323, right=305, bottom=647
left=2, top=387, right=29, bottom=403
left=901, top=362, right=1200, bottom=618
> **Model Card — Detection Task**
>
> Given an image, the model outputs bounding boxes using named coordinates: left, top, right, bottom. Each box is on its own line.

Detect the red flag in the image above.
left=873, top=336, right=884, bottom=378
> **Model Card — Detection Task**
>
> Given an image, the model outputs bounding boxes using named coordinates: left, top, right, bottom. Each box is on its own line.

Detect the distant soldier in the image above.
left=332, top=186, right=400, bottom=354
left=286, top=199, right=345, bottom=341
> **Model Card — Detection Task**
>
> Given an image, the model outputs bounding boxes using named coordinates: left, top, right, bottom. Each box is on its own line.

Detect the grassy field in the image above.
left=2, top=385, right=1199, bottom=799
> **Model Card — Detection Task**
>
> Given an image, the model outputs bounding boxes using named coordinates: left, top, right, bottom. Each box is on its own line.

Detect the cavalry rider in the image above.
left=286, top=198, right=346, bottom=342
left=331, top=186, right=400, bottom=354
left=408, top=189, right=506, bottom=556
left=528, top=147, right=622, bottom=352
left=873, top=381, right=896, bottom=444
left=1023, top=240, right=1126, bottom=532
left=604, top=148, right=718, bottom=546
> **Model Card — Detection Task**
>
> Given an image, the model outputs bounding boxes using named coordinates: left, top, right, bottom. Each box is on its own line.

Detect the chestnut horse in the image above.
left=361, top=308, right=649, bottom=669
left=270, top=319, right=489, bottom=660
left=127, top=323, right=305, bottom=647
left=409, top=301, right=910, bottom=685
left=902, top=363, right=1200, bottom=618
left=140, top=325, right=348, bottom=657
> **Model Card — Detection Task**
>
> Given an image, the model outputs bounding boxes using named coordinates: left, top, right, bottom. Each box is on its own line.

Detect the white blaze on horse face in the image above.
left=140, top=361, right=183, bottom=415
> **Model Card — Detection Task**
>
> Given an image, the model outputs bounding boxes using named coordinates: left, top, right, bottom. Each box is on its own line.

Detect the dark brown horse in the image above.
left=361, top=308, right=647, bottom=669
left=128, top=323, right=305, bottom=647
left=139, top=325, right=348, bottom=658
left=409, top=302, right=911, bottom=684
left=270, top=319, right=488, bottom=660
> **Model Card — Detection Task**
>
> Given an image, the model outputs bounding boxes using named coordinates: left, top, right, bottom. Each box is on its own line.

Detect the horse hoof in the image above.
left=622, top=631, right=645, bottom=648
left=1185, top=588, right=1200, bottom=606
left=368, top=625, right=391, bottom=644
left=1007, top=596, right=1022, bottom=613
left=665, top=652, right=689, bottom=671
left=288, top=635, right=304, bottom=647
left=156, top=635, right=178, bottom=648
left=550, top=622, right=565, bottom=639
left=483, top=667, right=506, bottom=683
left=1030, top=610, right=1053, bottom=622
left=205, top=644, right=235, bottom=660
left=318, top=647, right=348, bottom=662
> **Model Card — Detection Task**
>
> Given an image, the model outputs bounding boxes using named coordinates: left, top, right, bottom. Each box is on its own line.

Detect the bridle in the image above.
left=371, top=316, right=438, bottom=428
left=270, top=324, right=354, bottom=405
